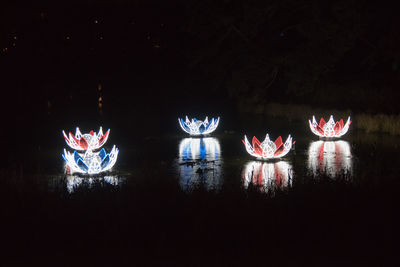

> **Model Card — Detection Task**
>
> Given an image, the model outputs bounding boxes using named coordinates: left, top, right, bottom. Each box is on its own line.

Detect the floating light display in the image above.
left=63, top=127, right=110, bottom=150
left=62, top=127, right=118, bottom=175
left=242, top=161, right=292, bottom=190
left=178, top=116, right=220, bottom=135
left=177, top=137, right=222, bottom=190
left=308, top=115, right=351, bottom=138
left=307, top=140, right=352, bottom=178
left=242, top=134, right=294, bottom=159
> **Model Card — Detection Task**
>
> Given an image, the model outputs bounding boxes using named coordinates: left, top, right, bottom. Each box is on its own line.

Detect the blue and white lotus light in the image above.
left=178, top=116, right=220, bottom=135
left=62, top=146, right=119, bottom=175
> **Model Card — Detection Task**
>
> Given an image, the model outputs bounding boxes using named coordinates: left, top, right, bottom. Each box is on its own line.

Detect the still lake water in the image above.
left=42, top=116, right=400, bottom=193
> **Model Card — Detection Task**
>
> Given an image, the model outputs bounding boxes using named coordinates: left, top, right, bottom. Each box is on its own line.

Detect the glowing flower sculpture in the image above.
left=242, top=134, right=294, bottom=159
left=62, top=127, right=119, bottom=175
left=178, top=116, right=220, bottom=135
left=63, top=127, right=110, bottom=150
left=309, top=115, right=351, bottom=138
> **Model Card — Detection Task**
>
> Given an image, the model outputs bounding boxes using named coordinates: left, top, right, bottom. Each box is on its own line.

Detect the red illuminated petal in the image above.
left=89, top=130, right=94, bottom=136
left=98, top=129, right=110, bottom=147
left=316, top=125, right=325, bottom=135
left=319, top=118, right=326, bottom=129
left=274, top=144, right=284, bottom=156
left=273, top=136, right=284, bottom=156
left=252, top=137, right=263, bottom=156
left=274, top=136, right=283, bottom=148
left=70, top=132, right=79, bottom=143
left=79, top=138, right=89, bottom=150
left=334, top=119, right=344, bottom=135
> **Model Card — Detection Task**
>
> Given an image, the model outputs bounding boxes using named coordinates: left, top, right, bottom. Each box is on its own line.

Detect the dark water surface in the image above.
left=32, top=115, right=400, bottom=193
left=4, top=114, right=400, bottom=266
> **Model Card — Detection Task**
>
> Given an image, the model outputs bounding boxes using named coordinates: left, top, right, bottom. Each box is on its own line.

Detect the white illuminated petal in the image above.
left=243, top=135, right=257, bottom=157
left=337, top=116, right=351, bottom=137
left=178, top=118, right=191, bottom=134
left=75, top=127, right=82, bottom=139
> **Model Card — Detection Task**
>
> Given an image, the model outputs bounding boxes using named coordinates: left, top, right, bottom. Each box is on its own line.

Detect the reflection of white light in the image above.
left=308, top=115, right=351, bottom=138
left=179, top=137, right=221, bottom=160
left=62, top=145, right=119, bottom=174
left=178, top=116, right=220, bottom=135
left=242, top=161, right=293, bottom=190
left=62, top=127, right=110, bottom=151
left=66, top=175, right=121, bottom=193
left=242, top=134, right=294, bottom=159
left=307, top=140, right=352, bottom=178
left=177, top=137, right=222, bottom=189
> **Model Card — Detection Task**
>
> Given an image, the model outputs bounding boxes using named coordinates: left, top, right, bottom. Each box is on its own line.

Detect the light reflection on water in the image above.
left=177, top=137, right=222, bottom=190
left=49, top=175, right=123, bottom=193
left=65, top=175, right=122, bottom=193
left=242, top=161, right=293, bottom=191
left=307, top=140, right=353, bottom=178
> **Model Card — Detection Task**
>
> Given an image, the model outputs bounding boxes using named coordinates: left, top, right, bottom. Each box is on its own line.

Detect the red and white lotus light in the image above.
left=63, top=127, right=110, bottom=150
left=309, top=115, right=351, bottom=138
left=242, top=134, right=294, bottom=159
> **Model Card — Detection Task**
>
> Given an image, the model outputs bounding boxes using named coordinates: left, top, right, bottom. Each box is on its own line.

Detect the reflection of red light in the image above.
left=243, top=161, right=291, bottom=189
left=308, top=141, right=352, bottom=178
left=274, top=164, right=283, bottom=186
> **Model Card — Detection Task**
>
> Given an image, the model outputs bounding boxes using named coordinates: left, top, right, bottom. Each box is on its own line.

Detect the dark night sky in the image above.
left=2, top=0, right=400, bottom=141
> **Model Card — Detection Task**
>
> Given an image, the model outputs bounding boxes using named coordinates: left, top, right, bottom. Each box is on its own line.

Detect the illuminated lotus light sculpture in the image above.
left=62, top=146, right=119, bottom=174
left=63, top=127, right=110, bottom=150
left=242, top=134, right=294, bottom=159
left=309, top=115, right=351, bottom=138
left=178, top=116, right=220, bottom=135
left=62, top=127, right=118, bottom=175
